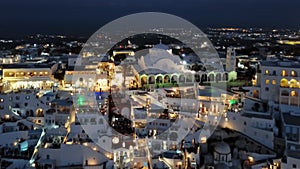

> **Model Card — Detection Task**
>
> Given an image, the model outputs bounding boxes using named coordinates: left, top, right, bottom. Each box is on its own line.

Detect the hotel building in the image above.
left=257, top=60, right=300, bottom=106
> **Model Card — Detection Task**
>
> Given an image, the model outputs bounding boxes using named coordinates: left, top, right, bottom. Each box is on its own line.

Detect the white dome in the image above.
left=214, top=142, right=231, bottom=154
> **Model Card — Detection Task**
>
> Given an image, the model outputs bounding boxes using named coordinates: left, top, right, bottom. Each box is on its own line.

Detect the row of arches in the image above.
left=280, top=78, right=300, bottom=88
left=281, top=90, right=299, bottom=106
left=266, top=69, right=298, bottom=77
left=139, top=73, right=229, bottom=87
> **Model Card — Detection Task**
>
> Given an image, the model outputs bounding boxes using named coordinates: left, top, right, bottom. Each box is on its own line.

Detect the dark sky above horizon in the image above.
left=0, top=0, right=300, bottom=37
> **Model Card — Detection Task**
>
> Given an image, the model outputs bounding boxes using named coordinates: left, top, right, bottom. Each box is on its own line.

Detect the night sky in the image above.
left=0, top=0, right=300, bottom=37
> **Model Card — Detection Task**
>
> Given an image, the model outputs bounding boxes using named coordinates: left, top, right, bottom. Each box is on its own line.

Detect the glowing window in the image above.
left=281, top=70, right=287, bottom=76
left=272, top=80, right=276, bottom=85
left=291, top=71, right=297, bottom=77
left=280, top=78, right=289, bottom=87
left=291, top=91, right=298, bottom=97
left=265, top=79, right=270, bottom=85
left=290, top=79, right=298, bottom=88
left=265, top=70, right=269, bottom=75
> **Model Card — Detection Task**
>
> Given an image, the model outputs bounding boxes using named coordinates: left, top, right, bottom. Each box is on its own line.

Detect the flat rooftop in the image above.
left=261, top=60, right=300, bottom=68
left=0, top=63, right=53, bottom=69
left=282, top=112, right=300, bottom=126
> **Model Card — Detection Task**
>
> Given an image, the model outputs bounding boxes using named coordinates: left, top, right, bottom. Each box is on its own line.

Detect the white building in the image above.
left=0, top=90, right=55, bottom=118
left=257, top=61, right=300, bottom=106
left=36, top=144, right=109, bottom=168
left=280, top=111, right=300, bottom=169
left=1, top=63, right=57, bottom=90
left=221, top=109, right=275, bottom=149
left=226, top=47, right=236, bottom=72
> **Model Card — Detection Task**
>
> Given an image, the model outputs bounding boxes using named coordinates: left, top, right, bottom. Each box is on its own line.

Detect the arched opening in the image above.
left=281, top=90, right=289, bottom=96
left=253, top=90, right=259, bottom=98
left=186, top=74, right=193, bottom=83
left=280, top=78, right=289, bottom=88
left=281, top=70, right=288, bottom=76
left=216, top=73, right=221, bottom=82
left=291, top=90, right=298, bottom=97
left=290, top=79, right=298, bottom=88
left=280, top=90, right=288, bottom=106
left=36, top=108, right=44, bottom=117
left=223, top=73, right=228, bottom=81
left=265, top=69, right=269, bottom=75
left=291, top=70, right=297, bottom=77
left=156, top=75, right=163, bottom=84
left=195, top=74, right=200, bottom=82
left=291, top=91, right=298, bottom=106
left=171, top=75, right=178, bottom=84
left=30, top=110, right=34, bottom=116
left=148, top=75, right=155, bottom=84
left=201, top=74, right=208, bottom=83
left=164, top=75, right=170, bottom=83
left=179, top=75, right=185, bottom=83
left=141, top=76, right=147, bottom=87
left=208, top=74, right=215, bottom=82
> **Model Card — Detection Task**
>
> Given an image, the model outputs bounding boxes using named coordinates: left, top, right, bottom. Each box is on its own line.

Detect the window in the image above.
left=25, top=96, right=30, bottom=100
left=293, top=164, right=297, bottom=168
left=272, top=80, right=276, bottom=85
left=16, top=96, right=20, bottom=100
left=244, top=121, right=247, bottom=125
left=265, top=79, right=270, bottom=85
left=265, top=70, right=269, bottom=75
left=282, top=70, right=288, bottom=76
left=291, top=71, right=297, bottom=77
left=291, top=91, right=297, bottom=97
left=265, top=87, right=269, bottom=91
left=0, top=98, right=3, bottom=102
left=90, top=118, right=96, bottom=123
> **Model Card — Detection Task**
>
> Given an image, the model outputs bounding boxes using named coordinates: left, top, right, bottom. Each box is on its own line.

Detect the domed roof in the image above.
left=214, top=142, right=231, bottom=154
left=152, top=42, right=169, bottom=50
